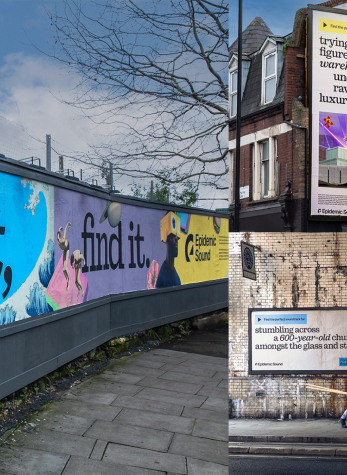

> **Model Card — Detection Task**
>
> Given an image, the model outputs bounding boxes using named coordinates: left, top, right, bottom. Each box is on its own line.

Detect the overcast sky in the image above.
left=0, top=1, right=93, bottom=170
left=0, top=0, right=227, bottom=209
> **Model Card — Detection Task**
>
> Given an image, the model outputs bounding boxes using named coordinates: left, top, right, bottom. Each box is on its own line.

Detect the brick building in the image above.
left=229, top=232, right=347, bottom=419
left=229, top=1, right=347, bottom=232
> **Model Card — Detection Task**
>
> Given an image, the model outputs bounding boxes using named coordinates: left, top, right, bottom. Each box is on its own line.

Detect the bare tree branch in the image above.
left=46, top=0, right=228, bottom=192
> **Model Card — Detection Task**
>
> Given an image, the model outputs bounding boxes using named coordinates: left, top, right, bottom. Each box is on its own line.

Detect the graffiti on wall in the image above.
left=0, top=171, right=228, bottom=325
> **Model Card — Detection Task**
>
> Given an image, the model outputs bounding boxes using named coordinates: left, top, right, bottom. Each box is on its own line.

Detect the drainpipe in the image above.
left=284, top=121, right=308, bottom=232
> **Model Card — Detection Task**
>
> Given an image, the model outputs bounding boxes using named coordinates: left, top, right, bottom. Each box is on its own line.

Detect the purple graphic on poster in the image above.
left=318, top=112, right=347, bottom=188
left=319, top=111, right=347, bottom=154
left=48, top=187, right=166, bottom=310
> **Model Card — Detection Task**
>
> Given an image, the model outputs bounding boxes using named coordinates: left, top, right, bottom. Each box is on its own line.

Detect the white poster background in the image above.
left=250, top=309, right=347, bottom=372
left=311, top=9, right=347, bottom=218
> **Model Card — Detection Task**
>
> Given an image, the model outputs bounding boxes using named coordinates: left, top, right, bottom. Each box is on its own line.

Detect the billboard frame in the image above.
left=308, top=4, right=347, bottom=222
left=0, top=154, right=226, bottom=218
left=248, top=306, right=347, bottom=375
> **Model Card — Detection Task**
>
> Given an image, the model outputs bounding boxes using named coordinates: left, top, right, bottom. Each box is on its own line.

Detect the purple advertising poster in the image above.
left=48, top=188, right=166, bottom=310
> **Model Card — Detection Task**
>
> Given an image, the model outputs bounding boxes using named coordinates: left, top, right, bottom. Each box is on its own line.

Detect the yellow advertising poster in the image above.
left=174, top=213, right=228, bottom=285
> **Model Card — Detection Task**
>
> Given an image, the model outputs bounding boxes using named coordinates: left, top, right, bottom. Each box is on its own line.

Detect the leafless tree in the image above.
left=47, top=0, right=228, bottom=193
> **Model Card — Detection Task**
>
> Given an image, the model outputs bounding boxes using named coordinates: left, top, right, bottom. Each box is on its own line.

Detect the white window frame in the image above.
left=274, top=137, right=279, bottom=195
left=260, top=140, right=270, bottom=199
left=252, top=144, right=255, bottom=201
left=230, top=69, right=238, bottom=118
left=262, top=50, right=277, bottom=105
left=229, top=150, right=233, bottom=204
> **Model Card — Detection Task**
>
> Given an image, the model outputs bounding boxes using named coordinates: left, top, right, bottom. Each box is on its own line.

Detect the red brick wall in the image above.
left=292, top=99, right=309, bottom=201
left=283, top=20, right=306, bottom=121
left=230, top=106, right=291, bottom=205
left=229, top=109, right=283, bottom=141
left=230, top=104, right=308, bottom=205
left=230, top=131, right=295, bottom=206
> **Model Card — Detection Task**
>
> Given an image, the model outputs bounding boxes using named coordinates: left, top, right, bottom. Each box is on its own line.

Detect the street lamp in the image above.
left=234, top=0, right=242, bottom=232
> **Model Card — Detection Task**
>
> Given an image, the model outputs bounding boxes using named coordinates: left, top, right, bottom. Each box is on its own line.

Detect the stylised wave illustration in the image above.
left=26, top=282, right=53, bottom=317
left=39, top=239, right=55, bottom=288
left=0, top=306, right=16, bottom=325
left=0, top=174, right=48, bottom=303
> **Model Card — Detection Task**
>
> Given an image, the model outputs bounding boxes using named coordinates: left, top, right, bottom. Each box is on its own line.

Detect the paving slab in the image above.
left=181, top=354, right=227, bottom=365
left=149, top=349, right=188, bottom=357
left=158, top=370, right=217, bottom=386
left=98, top=371, right=146, bottom=384
left=182, top=406, right=226, bottom=424
left=177, top=360, right=223, bottom=373
left=199, top=396, right=228, bottom=413
left=84, top=420, right=174, bottom=451
left=111, top=395, right=184, bottom=416
left=139, top=354, right=190, bottom=365
left=217, top=379, right=228, bottom=389
left=169, top=433, right=228, bottom=465
left=212, top=371, right=228, bottom=380
left=136, top=376, right=203, bottom=394
left=81, top=379, right=143, bottom=396
left=62, top=388, right=118, bottom=405
left=197, top=386, right=227, bottom=398
left=63, top=455, right=165, bottom=475
left=134, top=387, right=207, bottom=407
left=141, top=350, right=188, bottom=359
left=48, top=399, right=122, bottom=421
left=154, top=363, right=217, bottom=378
left=0, top=345, right=227, bottom=474
left=103, top=443, right=187, bottom=473
left=120, top=358, right=167, bottom=369
left=90, top=439, right=108, bottom=460
left=106, top=365, right=168, bottom=378
left=115, top=407, right=195, bottom=434
left=8, top=428, right=95, bottom=457
left=38, top=413, right=95, bottom=436
left=158, top=324, right=228, bottom=359
left=0, top=445, right=68, bottom=475
left=187, top=457, right=229, bottom=474
left=193, top=419, right=227, bottom=441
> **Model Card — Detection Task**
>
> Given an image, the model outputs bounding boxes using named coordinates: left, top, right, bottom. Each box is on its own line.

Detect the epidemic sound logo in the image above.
left=185, top=234, right=194, bottom=262
left=185, top=233, right=216, bottom=262
left=317, top=208, right=344, bottom=215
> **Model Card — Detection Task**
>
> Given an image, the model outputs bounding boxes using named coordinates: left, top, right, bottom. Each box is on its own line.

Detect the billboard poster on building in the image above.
left=249, top=308, right=347, bottom=373
left=310, top=7, right=347, bottom=218
left=0, top=170, right=228, bottom=326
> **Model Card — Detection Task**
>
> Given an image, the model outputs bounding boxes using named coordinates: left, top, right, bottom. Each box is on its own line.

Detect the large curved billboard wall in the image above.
left=0, top=171, right=228, bottom=324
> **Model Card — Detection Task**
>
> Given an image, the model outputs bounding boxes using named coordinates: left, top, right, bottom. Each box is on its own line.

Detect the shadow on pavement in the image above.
left=158, top=324, right=228, bottom=358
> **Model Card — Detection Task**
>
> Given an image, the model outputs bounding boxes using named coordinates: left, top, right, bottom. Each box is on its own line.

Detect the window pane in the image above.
left=231, top=94, right=237, bottom=116
left=232, top=72, right=237, bottom=92
left=266, top=54, right=275, bottom=77
left=265, top=77, right=276, bottom=103
left=262, top=160, right=269, bottom=197
left=262, top=140, right=269, bottom=161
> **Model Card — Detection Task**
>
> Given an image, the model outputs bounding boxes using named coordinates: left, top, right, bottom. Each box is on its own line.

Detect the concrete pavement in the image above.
left=0, top=347, right=228, bottom=474
left=229, top=418, right=347, bottom=457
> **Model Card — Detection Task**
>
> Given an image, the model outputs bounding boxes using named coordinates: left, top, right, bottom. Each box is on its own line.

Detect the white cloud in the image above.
left=0, top=52, right=228, bottom=209
left=0, top=53, right=110, bottom=176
